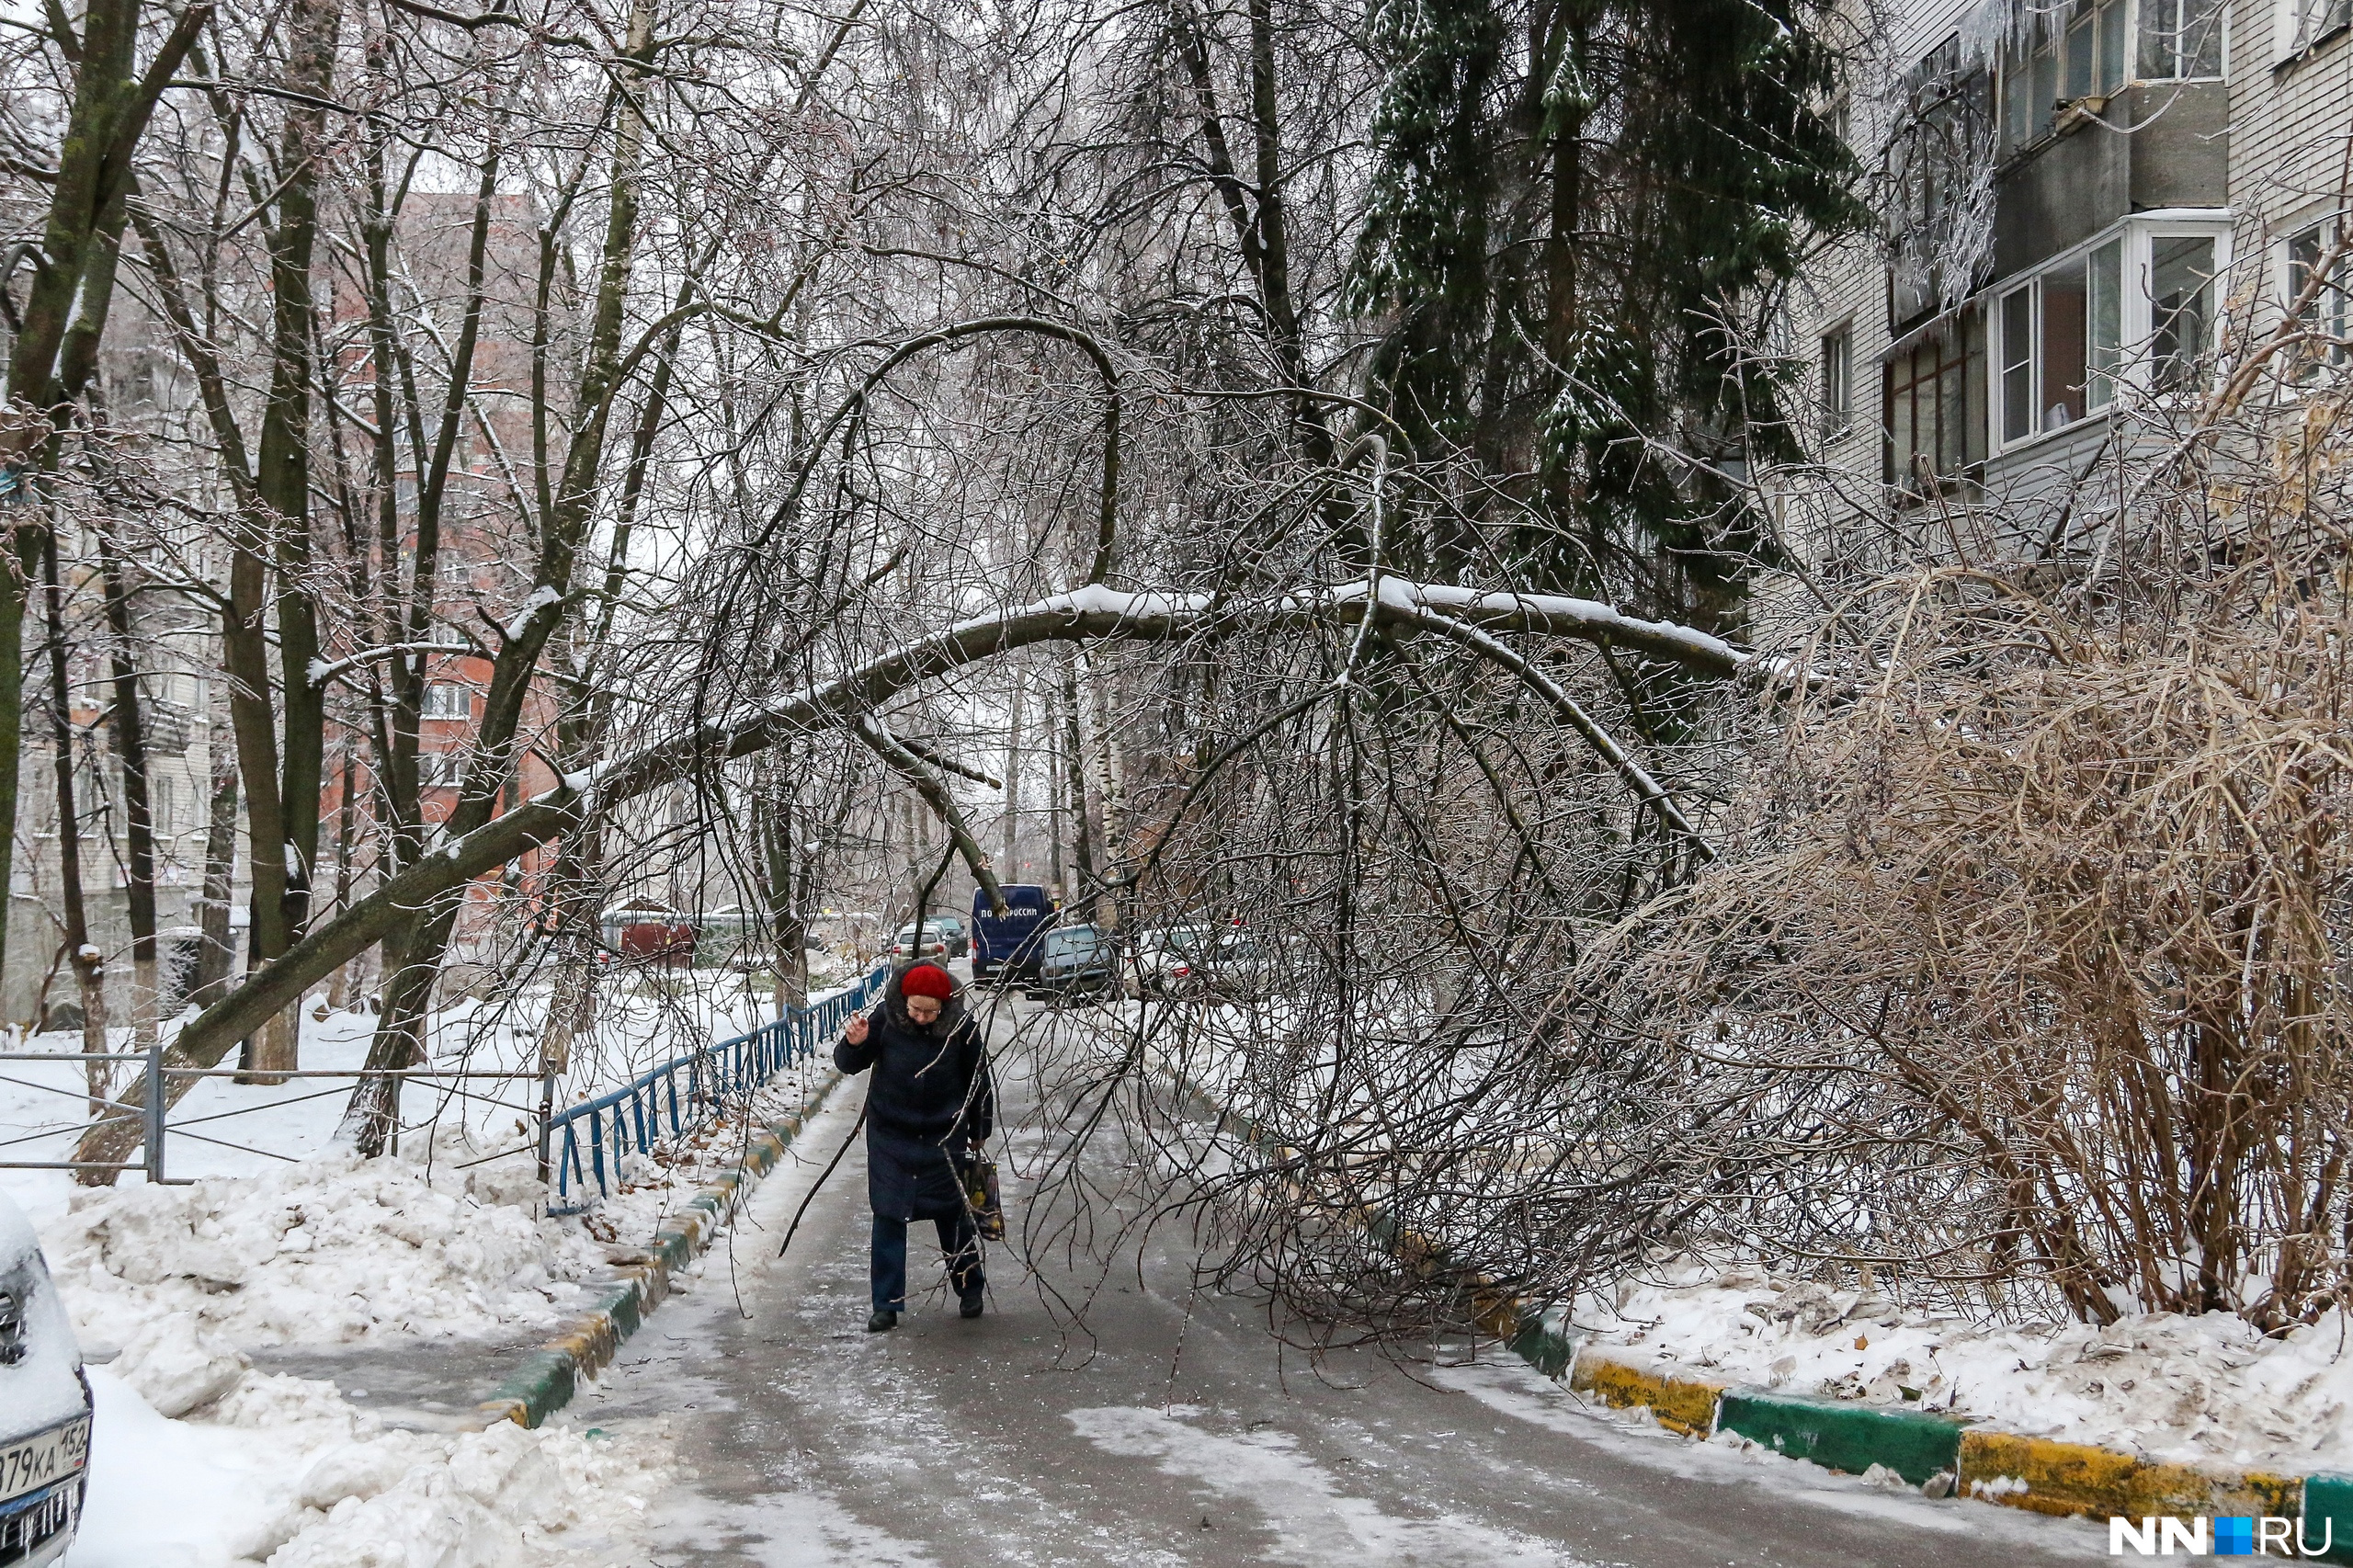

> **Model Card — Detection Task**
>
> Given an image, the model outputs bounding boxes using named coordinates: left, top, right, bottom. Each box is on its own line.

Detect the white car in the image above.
left=0, top=1189, right=89, bottom=1566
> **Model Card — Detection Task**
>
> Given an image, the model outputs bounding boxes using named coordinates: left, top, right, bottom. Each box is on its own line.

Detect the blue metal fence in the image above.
left=547, top=965, right=887, bottom=1210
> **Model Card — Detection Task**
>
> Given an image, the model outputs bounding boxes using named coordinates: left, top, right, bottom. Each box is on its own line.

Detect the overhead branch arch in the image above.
left=74, top=575, right=1745, bottom=1168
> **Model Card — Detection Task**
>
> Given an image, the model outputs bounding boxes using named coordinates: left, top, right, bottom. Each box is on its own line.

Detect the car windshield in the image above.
left=1045, top=927, right=1099, bottom=955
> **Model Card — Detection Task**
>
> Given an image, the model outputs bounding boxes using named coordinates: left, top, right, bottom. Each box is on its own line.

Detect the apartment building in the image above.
left=5, top=189, right=559, bottom=1028
left=1791, top=0, right=2350, bottom=565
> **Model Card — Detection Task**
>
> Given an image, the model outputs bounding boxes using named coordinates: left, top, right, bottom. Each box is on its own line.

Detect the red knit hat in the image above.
left=901, top=963, right=953, bottom=1000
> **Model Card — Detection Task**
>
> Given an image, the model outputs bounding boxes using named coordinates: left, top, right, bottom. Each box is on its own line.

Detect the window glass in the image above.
left=1889, top=361, right=1916, bottom=483
left=1822, top=326, right=1850, bottom=433
left=2065, top=13, right=2096, bottom=97
left=2040, top=261, right=2089, bottom=429
left=2088, top=239, right=2123, bottom=408
left=2001, top=288, right=2034, bottom=441
left=2005, top=53, right=2032, bottom=144
left=2288, top=220, right=2350, bottom=378
left=2032, top=42, right=2059, bottom=124
left=2143, top=0, right=2226, bottom=75
left=2149, top=235, right=2217, bottom=388
left=1885, top=315, right=1983, bottom=493
left=2280, top=0, right=2346, bottom=54
left=2098, top=0, right=2128, bottom=88
left=422, top=683, right=472, bottom=720
left=2184, top=0, right=2223, bottom=72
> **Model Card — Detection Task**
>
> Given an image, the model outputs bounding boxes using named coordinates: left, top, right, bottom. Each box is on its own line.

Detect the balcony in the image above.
left=1993, top=80, right=2228, bottom=280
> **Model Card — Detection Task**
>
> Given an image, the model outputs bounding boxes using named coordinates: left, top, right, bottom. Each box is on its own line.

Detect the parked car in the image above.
left=1029, top=924, right=1117, bottom=999
left=929, top=914, right=970, bottom=959
left=889, top=921, right=952, bottom=961
left=971, top=884, right=1059, bottom=983
left=0, top=1190, right=91, bottom=1568
left=1128, top=924, right=1216, bottom=997
left=1188, top=930, right=1278, bottom=1000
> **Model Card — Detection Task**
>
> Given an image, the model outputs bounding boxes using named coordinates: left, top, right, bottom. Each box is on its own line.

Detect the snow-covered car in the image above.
left=0, top=1190, right=90, bottom=1568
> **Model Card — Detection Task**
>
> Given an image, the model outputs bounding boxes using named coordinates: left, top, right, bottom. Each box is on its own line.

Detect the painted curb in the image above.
left=476, top=1068, right=846, bottom=1429
left=1546, top=1336, right=2343, bottom=1550
left=1168, top=1057, right=2345, bottom=1547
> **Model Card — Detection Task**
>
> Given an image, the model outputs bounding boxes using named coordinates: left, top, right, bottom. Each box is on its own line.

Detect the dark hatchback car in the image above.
left=0, top=1190, right=91, bottom=1568
left=1029, top=924, right=1117, bottom=999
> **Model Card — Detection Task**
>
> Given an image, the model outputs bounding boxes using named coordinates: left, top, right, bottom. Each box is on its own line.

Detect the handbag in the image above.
left=962, top=1154, right=1006, bottom=1240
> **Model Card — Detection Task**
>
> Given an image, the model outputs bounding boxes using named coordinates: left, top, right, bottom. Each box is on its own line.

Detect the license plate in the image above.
left=0, top=1418, right=88, bottom=1506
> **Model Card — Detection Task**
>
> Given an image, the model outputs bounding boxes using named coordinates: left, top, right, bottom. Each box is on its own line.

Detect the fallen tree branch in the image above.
left=81, top=572, right=1744, bottom=1164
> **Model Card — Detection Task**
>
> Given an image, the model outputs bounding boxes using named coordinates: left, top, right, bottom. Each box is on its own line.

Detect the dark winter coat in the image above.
left=834, top=969, right=995, bottom=1221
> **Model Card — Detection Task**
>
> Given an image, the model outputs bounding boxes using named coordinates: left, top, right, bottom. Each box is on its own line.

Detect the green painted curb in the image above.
left=1716, top=1389, right=1963, bottom=1486
left=2302, top=1474, right=2353, bottom=1563
left=1507, top=1311, right=1578, bottom=1380
left=476, top=1067, right=845, bottom=1429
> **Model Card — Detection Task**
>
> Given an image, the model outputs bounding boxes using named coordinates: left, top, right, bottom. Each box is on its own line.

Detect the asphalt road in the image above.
left=567, top=1004, right=2117, bottom=1568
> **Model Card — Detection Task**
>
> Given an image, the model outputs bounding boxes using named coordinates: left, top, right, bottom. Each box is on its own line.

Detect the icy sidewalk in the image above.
left=0, top=994, right=846, bottom=1567
left=39, top=1057, right=836, bottom=1568
left=1563, top=1259, right=2353, bottom=1477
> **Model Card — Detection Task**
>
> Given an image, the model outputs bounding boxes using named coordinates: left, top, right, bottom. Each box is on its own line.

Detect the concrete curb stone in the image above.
left=1162, top=1062, right=2349, bottom=1553
left=476, top=1067, right=846, bottom=1429
left=1546, top=1338, right=2347, bottom=1557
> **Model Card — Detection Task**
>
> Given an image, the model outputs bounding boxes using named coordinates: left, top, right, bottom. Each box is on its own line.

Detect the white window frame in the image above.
left=2275, top=0, right=2348, bottom=62
left=2283, top=211, right=2351, bottom=380
left=420, top=682, right=474, bottom=721
left=1821, top=322, right=1853, bottom=437
left=2003, top=0, right=2224, bottom=153
left=1990, top=213, right=2232, bottom=455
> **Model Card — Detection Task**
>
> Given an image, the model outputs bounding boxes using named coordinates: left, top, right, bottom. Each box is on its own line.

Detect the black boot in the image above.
left=960, top=1290, right=983, bottom=1320
left=867, top=1309, right=898, bottom=1333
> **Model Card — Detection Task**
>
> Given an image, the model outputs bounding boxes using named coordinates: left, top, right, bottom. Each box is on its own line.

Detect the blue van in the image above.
left=971, top=884, right=1057, bottom=983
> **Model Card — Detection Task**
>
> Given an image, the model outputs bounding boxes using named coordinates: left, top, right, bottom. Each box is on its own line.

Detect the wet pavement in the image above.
left=561, top=1004, right=2119, bottom=1568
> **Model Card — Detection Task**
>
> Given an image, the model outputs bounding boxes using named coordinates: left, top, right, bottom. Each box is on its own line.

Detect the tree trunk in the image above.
left=0, top=0, right=208, bottom=999
left=324, top=744, right=357, bottom=1009
left=40, top=534, right=109, bottom=1119
left=93, top=524, right=160, bottom=1047
left=1047, top=696, right=1066, bottom=898
left=1000, top=676, right=1023, bottom=881
left=244, top=0, right=344, bottom=1080
left=1083, top=653, right=1124, bottom=927
left=343, top=0, right=654, bottom=1157
left=191, top=742, right=239, bottom=1008
left=1060, top=653, right=1097, bottom=916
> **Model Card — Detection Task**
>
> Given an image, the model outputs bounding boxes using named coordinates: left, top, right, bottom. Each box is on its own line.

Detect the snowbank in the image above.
left=1571, top=1261, right=2353, bottom=1473
left=38, top=1142, right=611, bottom=1408
left=69, top=1366, right=675, bottom=1568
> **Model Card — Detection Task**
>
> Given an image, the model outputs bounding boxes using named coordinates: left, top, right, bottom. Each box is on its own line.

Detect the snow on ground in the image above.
left=0, top=969, right=871, bottom=1568
left=70, top=1366, right=677, bottom=1568
left=1564, top=1258, right=2353, bottom=1478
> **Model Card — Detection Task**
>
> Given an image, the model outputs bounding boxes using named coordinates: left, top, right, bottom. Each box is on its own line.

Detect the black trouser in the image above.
left=870, top=1212, right=983, bottom=1311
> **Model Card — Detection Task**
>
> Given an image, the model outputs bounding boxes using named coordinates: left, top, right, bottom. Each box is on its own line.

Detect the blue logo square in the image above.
left=2213, top=1517, right=2256, bottom=1556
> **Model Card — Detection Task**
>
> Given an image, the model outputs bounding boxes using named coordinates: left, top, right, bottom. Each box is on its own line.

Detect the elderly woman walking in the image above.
left=835, top=961, right=995, bottom=1331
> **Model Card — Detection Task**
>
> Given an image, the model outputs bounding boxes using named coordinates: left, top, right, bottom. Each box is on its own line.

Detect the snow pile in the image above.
left=1573, top=1260, right=2353, bottom=1471
left=69, top=1366, right=675, bottom=1568
left=40, top=1146, right=609, bottom=1383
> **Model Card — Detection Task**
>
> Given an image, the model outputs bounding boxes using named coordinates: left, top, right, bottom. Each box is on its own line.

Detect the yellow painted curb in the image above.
left=1958, top=1430, right=2299, bottom=1521
left=1568, top=1346, right=1728, bottom=1437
